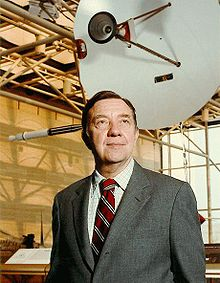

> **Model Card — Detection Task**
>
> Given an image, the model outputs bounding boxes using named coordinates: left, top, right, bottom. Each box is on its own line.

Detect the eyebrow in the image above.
left=92, top=113, right=132, bottom=121
left=118, top=114, right=132, bottom=119
left=91, top=115, right=108, bottom=122
left=93, top=114, right=108, bottom=119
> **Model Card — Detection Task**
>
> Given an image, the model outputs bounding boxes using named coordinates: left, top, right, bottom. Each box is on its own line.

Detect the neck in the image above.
left=96, top=158, right=132, bottom=178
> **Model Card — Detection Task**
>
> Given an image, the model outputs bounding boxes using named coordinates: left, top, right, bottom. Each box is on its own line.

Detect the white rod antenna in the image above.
left=9, top=124, right=82, bottom=142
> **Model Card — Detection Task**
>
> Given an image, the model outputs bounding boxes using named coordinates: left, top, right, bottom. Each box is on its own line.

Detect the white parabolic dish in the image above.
left=74, top=0, right=220, bottom=129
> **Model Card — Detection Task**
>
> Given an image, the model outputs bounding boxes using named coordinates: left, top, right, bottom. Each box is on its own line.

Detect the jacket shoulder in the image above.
left=135, top=161, right=189, bottom=193
left=146, top=168, right=185, bottom=186
left=55, top=175, right=91, bottom=201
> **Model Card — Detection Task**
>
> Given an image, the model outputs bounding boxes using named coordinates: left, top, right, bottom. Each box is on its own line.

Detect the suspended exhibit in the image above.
left=2, top=0, right=219, bottom=141
left=74, top=0, right=220, bottom=129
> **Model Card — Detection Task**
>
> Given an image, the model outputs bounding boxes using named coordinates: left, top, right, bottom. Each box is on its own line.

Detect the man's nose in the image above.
left=107, top=121, right=121, bottom=136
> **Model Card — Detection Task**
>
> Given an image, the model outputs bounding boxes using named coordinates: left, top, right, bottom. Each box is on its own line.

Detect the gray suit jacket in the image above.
left=46, top=161, right=206, bottom=283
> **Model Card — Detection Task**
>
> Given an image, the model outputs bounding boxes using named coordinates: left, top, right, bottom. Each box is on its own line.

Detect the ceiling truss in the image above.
left=0, top=0, right=220, bottom=141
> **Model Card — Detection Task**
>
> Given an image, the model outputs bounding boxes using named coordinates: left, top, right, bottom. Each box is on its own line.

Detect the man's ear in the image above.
left=82, top=130, right=92, bottom=150
left=135, top=128, right=139, bottom=142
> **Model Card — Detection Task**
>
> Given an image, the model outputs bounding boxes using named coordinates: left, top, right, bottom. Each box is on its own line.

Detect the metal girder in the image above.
left=0, top=0, right=85, bottom=116
left=0, top=0, right=75, bottom=40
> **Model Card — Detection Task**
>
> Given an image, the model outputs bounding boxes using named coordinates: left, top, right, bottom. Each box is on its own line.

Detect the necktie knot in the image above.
left=100, top=178, right=117, bottom=193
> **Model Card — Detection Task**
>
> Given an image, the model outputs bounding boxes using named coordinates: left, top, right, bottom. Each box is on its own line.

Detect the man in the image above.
left=46, top=90, right=206, bottom=282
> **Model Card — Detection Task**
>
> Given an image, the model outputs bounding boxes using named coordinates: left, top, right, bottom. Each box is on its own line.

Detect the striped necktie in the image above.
left=91, top=178, right=116, bottom=263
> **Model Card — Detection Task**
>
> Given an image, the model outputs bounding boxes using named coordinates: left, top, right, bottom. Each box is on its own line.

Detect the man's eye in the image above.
left=120, top=119, right=130, bottom=125
left=95, top=119, right=109, bottom=128
left=98, top=120, right=107, bottom=124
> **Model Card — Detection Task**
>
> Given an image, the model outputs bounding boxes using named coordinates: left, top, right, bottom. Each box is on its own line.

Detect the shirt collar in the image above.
left=92, top=159, right=134, bottom=192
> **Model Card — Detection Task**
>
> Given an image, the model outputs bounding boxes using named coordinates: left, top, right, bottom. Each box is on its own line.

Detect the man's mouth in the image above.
left=107, top=143, right=125, bottom=146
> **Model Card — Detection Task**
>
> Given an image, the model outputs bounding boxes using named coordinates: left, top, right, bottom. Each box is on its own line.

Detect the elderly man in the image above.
left=46, top=90, right=205, bottom=283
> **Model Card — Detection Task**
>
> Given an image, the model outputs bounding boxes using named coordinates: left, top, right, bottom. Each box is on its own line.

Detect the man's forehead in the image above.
left=91, top=98, right=132, bottom=112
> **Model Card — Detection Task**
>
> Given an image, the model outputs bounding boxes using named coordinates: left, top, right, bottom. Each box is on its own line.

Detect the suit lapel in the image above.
left=72, top=176, right=95, bottom=271
left=71, top=163, right=153, bottom=269
left=100, top=162, right=153, bottom=257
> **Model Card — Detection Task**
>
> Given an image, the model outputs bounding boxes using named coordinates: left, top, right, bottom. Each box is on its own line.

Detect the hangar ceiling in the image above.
left=0, top=0, right=220, bottom=137
left=0, top=0, right=85, bottom=115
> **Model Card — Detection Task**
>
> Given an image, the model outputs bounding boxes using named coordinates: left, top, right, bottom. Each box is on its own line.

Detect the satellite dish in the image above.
left=74, top=0, right=220, bottom=129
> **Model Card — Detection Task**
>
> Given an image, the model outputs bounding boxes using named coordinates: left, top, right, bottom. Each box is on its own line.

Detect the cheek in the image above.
left=90, top=131, right=105, bottom=146
left=126, top=131, right=138, bottom=143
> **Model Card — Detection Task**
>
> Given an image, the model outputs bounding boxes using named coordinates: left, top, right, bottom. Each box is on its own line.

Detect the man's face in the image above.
left=87, top=98, right=139, bottom=168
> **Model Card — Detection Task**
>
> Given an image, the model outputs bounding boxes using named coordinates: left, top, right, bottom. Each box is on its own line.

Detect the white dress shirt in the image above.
left=88, top=159, right=134, bottom=243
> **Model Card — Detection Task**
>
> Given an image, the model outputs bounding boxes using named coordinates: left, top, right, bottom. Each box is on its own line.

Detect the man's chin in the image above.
left=105, top=154, right=131, bottom=165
